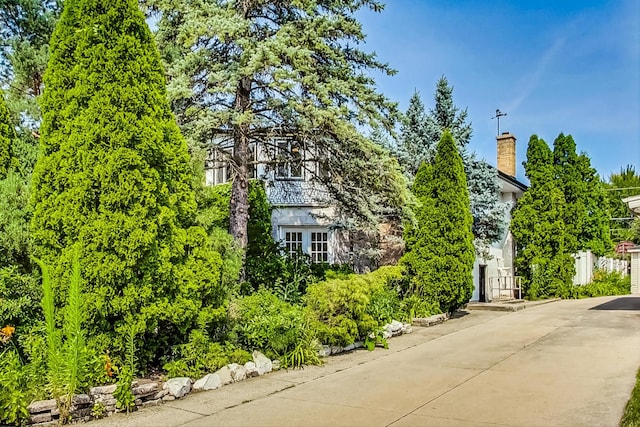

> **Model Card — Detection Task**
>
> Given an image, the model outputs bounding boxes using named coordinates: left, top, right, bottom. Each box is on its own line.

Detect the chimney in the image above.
left=497, top=132, right=516, bottom=177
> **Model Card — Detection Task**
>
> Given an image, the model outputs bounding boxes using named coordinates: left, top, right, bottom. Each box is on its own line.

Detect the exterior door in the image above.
left=479, top=265, right=487, bottom=302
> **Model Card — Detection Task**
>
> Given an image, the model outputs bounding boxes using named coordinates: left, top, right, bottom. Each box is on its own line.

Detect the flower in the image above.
left=1, top=325, right=15, bottom=343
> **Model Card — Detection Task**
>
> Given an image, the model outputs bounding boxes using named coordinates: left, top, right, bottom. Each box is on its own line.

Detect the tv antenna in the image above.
left=491, top=109, right=507, bottom=135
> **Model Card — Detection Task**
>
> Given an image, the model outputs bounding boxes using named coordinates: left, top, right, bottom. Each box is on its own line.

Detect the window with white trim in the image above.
left=281, top=228, right=330, bottom=263
left=205, top=144, right=257, bottom=186
left=276, top=140, right=303, bottom=179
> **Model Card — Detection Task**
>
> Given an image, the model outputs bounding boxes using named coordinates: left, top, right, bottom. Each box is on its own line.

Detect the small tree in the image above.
left=31, top=0, right=225, bottom=364
left=401, top=130, right=475, bottom=313
left=394, top=92, right=433, bottom=178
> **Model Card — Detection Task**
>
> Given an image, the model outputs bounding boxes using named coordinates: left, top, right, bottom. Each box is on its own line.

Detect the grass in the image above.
left=621, top=368, right=640, bottom=426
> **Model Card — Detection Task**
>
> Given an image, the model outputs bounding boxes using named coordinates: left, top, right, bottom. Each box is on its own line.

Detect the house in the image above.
left=470, top=132, right=528, bottom=302
left=622, top=195, right=640, bottom=293
left=205, top=132, right=528, bottom=292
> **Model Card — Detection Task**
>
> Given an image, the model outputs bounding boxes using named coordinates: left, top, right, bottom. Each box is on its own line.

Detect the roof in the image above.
left=622, top=194, right=640, bottom=216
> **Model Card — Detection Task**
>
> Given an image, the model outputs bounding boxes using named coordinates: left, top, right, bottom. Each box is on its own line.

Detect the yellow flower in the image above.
left=1, top=325, right=15, bottom=343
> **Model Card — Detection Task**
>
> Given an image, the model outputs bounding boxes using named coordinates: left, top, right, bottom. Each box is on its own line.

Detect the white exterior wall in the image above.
left=631, top=250, right=640, bottom=294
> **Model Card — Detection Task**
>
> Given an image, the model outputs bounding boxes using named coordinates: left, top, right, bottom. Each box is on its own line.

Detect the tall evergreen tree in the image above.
left=142, top=0, right=403, bottom=249
left=31, top=0, right=225, bottom=364
left=395, top=78, right=506, bottom=253
left=511, top=135, right=574, bottom=298
left=394, top=91, right=432, bottom=177
left=0, top=88, right=15, bottom=179
left=553, top=133, right=611, bottom=255
left=401, top=130, right=475, bottom=313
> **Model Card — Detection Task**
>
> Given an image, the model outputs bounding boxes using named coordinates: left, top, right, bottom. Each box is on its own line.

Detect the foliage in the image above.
left=621, top=367, right=640, bottom=427
left=143, top=0, right=406, bottom=249
left=606, top=165, right=640, bottom=242
left=511, top=135, right=574, bottom=299
left=36, top=254, right=90, bottom=422
left=0, top=347, right=31, bottom=425
left=230, top=290, right=318, bottom=368
left=31, top=0, right=227, bottom=366
left=398, top=294, right=440, bottom=320
left=114, top=366, right=135, bottom=414
left=571, top=271, right=630, bottom=298
left=0, top=0, right=61, bottom=130
left=163, top=330, right=251, bottom=379
left=393, top=91, right=433, bottom=178
left=0, top=89, right=15, bottom=179
left=394, top=78, right=506, bottom=252
left=304, top=266, right=402, bottom=346
left=553, top=133, right=611, bottom=255
left=401, top=131, right=475, bottom=313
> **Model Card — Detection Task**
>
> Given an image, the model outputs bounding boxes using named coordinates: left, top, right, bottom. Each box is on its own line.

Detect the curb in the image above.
left=466, top=298, right=561, bottom=312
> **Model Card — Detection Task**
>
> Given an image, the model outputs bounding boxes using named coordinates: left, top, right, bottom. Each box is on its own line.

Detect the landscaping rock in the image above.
left=162, top=394, right=176, bottom=401
left=229, top=363, right=247, bottom=381
left=90, top=384, right=118, bottom=396
left=244, top=361, right=259, bottom=378
left=132, top=382, right=158, bottom=397
left=72, top=394, right=92, bottom=406
left=318, top=345, right=331, bottom=357
left=330, top=345, right=343, bottom=355
left=271, top=360, right=281, bottom=371
left=153, top=389, right=169, bottom=400
left=388, top=320, right=403, bottom=333
left=354, top=341, right=364, bottom=349
left=28, top=399, right=57, bottom=414
left=382, top=330, right=392, bottom=339
left=343, top=343, right=355, bottom=352
left=95, top=396, right=116, bottom=407
left=214, top=366, right=233, bottom=385
left=252, top=350, right=272, bottom=375
left=29, top=412, right=53, bottom=424
left=193, top=374, right=222, bottom=391
left=163, top=377, right=191, bottom=398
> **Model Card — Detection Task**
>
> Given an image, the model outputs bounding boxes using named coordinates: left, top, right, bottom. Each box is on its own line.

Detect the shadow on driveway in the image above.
left=590, top=297, right=640, bottom=311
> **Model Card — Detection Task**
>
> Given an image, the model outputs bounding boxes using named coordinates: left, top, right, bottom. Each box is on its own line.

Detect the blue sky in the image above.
left=356, top=0, right=639, bottom=181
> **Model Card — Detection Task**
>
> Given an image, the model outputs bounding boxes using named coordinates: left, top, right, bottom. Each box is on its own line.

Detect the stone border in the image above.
left=26, top=318, right=424, bottom=425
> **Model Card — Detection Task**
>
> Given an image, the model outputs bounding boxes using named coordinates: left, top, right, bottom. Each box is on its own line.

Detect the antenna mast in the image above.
left=491, top=109, right=507, bottom=135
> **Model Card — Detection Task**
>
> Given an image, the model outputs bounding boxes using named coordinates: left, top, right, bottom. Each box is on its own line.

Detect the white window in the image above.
left=205, top=144, right=257, bottom=186
left=310, top=232, right=329, bottom=263
left=276, top=140, right=303, bottom=180
left=205, top=146, right=232, bottom=186
left=281, top=228, right=330, bottom=263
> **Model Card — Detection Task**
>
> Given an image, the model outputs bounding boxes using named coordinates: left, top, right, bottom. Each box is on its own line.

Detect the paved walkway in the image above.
left=95, top=296, right=640, bottom=426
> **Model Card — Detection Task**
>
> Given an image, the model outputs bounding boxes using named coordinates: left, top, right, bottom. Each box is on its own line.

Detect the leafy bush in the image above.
left=572, top=271, right=630, bottom=298
left=398, top=294, right=440, bottom=320
left=163, top=330, right=251, bottom=379
left=0, top=348, right=31, bottom=425
left=230, top=290, right=319, bottom=368
left=305, top=266, right=403, bottom=346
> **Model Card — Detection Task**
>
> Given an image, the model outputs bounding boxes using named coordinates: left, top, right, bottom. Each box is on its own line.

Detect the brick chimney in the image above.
left=497, top=132, right=516, bottom=177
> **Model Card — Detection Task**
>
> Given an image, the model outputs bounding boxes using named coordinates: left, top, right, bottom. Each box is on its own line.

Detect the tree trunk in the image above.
left=229, top=76, right=252, bottom=249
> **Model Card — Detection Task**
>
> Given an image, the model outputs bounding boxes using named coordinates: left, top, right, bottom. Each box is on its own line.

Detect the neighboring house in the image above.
left=622, top=194, right=640, bottom=294
left=205, top=132, right=528, bottom=292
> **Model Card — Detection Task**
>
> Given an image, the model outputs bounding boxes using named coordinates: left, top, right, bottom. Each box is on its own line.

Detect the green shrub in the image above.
left=0, top=348, right=31, bottom=425
left=398, top=294, right=440, bottom=320
left=230, top=290, right=319, bottom=368
left=572, top=271, right=630, bottom=298
left=305, top=266, right=403, bottom=346
left=163, top=330, right=251, bottom=379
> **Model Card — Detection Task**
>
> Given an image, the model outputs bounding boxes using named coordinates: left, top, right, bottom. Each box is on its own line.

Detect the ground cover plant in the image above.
left=621, top=368, right=640, bottom=427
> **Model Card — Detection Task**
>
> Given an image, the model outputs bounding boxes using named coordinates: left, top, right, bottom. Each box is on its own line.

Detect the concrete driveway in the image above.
left=95, top=295, right=640, bottom=427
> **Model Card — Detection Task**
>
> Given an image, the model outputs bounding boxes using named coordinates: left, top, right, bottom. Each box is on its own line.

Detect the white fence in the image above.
left=573, top=250, right=628, bottom=285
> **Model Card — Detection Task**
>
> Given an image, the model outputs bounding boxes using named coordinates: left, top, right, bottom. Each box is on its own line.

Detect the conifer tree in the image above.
left=395, top=78, right=506, bottom=253
left=142, top=0, right=402, bottom=249
left=31, top=0, right=225, bottom=364
left=511, top=135, right=574, bottom=298
left=401, top=130, right=475, bottom=313
left=607, top=165, right=640, bottom=240
left=553, top=133, right=611, bottom=255
left=0, top=89, right=14, bottom=179
left=394, top=92, right=432, bottom=177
